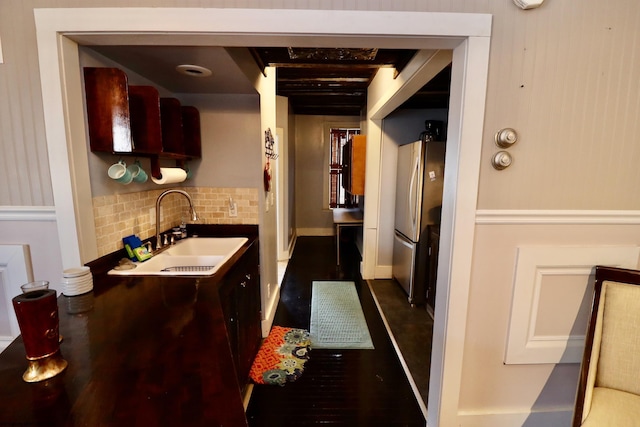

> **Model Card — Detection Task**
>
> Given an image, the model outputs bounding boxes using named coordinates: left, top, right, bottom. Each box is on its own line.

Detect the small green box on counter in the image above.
left=122, top=235, right=152, bottom=262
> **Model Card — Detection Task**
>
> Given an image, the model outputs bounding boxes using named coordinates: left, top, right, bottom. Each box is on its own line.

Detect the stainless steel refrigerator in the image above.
left=392, top=138, right=446, bottom=306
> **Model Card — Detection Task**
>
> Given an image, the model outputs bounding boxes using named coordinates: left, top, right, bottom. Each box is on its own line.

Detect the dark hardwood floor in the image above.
left=246, top=236, right=426, bottom=426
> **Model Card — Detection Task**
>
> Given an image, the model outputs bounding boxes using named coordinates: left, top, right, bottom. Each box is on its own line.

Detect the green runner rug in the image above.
left=310, top=281, right=374, bottom=349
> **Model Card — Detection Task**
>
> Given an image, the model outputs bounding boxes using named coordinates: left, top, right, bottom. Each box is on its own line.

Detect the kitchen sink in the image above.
left=108, top=237, right=248, bottom=276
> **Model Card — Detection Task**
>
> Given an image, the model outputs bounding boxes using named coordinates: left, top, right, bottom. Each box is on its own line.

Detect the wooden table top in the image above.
left=0, top=230, right=256, bottom=427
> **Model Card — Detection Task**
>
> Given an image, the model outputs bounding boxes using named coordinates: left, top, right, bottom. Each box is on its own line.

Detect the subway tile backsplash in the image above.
left=92, top=187, right=258, bottom=257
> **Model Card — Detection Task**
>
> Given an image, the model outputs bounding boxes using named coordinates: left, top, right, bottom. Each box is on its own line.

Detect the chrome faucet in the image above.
left=155, top=189, right=198, bottom=250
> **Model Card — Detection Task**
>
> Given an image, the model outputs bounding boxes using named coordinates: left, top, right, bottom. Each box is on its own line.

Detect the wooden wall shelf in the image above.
left=83, top=67, right=202, bottom=178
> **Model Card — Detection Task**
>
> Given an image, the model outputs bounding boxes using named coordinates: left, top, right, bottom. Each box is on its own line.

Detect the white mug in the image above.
left=108, top=160, right=133, bottom=184
left=128, top=161, right=148, bottom=183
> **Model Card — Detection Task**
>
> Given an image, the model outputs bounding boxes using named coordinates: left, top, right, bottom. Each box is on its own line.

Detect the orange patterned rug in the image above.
left=249, top=326, right=311, bottom=386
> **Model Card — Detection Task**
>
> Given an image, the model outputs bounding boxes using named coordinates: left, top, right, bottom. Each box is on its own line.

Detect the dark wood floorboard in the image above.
left=246, top=236, right=425, bottom=427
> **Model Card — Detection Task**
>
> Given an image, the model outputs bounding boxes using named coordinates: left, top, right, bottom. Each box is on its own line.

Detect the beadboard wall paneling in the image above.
left=479, top=0, right=640, bottom=209
left=3, top=1, right=640, bottom=210
left=0, top=0, right=53, bottom=206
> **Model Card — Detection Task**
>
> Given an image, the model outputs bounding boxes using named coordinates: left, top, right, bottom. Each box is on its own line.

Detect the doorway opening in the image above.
left=35, top=9, right=491, bottom=426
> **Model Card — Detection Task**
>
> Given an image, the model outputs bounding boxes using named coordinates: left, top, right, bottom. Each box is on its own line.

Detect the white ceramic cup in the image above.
left=108, top=160, right=133, bottom=184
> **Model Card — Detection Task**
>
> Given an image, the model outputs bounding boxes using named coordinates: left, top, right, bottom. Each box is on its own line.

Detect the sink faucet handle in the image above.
left=163, top=234, right=169, bottom=246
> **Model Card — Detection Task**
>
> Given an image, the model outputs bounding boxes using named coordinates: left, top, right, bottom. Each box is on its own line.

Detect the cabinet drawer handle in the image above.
left=240, top=281, right=247, bottom=288
left=245, top=274, right=251, bottom=280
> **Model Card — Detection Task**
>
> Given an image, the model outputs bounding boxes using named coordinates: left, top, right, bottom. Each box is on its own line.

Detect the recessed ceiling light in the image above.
left=175, top=64, right=213, bottom=77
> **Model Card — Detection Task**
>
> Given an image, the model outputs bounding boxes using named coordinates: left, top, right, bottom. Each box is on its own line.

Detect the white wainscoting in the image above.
left=0, top=245, right=34, bottom=352
left=0, top=207, right=49, bottom=352
left=0, top=206, right=56, bottom=221
left=504, top=245, right=640, bottom=364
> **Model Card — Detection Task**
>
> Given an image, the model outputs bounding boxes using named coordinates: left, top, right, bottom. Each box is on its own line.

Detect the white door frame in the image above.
left=274, top=127, right=288, bottom=261
left=34, top=8, right=491, bottom=426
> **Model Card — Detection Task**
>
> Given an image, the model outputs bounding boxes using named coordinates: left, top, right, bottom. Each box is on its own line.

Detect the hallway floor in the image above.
left=246, top=236, right=426, bottom=426
left=369, top=279, right=433, bottom=410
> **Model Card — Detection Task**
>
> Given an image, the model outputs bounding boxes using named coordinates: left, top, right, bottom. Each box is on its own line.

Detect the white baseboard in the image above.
left=288, top=234, right=297, bottom=258
left=374, top=264, right=392, bottom=279
left=457, top=407, right=573, bottom=427
left=261, top=285, right=281, bottom=337
left=0, top=336, right=14, bottom=353
left=296, top=227, right=334, bottom=236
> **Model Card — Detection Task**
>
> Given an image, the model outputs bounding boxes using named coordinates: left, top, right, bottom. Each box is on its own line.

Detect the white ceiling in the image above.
left=87, top=45, right=257, bottom=95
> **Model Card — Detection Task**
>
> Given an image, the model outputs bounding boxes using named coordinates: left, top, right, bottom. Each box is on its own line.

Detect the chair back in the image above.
left=573, top=266, right=640, bottom=426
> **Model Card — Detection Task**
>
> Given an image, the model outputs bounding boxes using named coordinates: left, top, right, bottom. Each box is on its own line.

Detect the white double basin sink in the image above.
left=108, top=237, right=248, bottom=276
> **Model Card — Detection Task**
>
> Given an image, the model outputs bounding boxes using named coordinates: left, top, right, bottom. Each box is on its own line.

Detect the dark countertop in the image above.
left=0, top=225, right=258, bottom=427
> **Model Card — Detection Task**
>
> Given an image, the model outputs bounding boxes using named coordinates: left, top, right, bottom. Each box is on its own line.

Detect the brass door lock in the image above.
left=491, top=151, right=513, bottom=170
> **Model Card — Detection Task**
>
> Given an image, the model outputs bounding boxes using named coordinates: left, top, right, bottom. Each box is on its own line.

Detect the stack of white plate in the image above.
left=62, top=266, right=93, bottom=296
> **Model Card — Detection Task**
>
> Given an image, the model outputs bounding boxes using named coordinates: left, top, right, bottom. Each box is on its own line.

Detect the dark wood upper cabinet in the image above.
left=83, top=67, right=201, bottom=161
left=182, top=106, right=202, bottom=158
left=128, top=85, right=163, bottom=154
left=83, top=67, right=133, bottom=153
left=159, top=97, right=184, bottom=155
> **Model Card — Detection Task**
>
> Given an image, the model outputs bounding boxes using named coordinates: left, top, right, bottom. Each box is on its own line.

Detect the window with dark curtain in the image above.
left=329, top=128, right=360, bottom=208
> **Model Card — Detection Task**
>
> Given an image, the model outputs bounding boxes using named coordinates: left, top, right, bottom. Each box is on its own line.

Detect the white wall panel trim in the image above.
left=0, top=245, right=34, bottom=352
left=477, top=209, right=640, bottom=225
left=0, top=206, right=56, bottom=221
left=505, top=245, right=640, bottom=364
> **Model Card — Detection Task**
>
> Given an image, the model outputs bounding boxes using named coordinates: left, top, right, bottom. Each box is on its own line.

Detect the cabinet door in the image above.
left=128, top=85, right=163, bottom=154
left=219, top=278, right=239, bottom=373
left=220, top=242, right=261, bottom=386
left=235, top=256, right=261, bottom=384
left=83, top=67, right=133, bottom=153
left=160, top=98, right=185, bottom=154
left=182, top=106, right=202, bottom=158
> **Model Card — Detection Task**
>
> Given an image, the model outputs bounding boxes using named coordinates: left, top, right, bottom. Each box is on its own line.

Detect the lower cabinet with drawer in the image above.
left=219, top=240, right=262, bottom=388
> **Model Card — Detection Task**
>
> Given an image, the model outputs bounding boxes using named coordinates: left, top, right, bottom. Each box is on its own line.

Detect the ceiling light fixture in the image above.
left=175, top=64, right=213, bottom=77
left=513, top=0, right=544, bottom=9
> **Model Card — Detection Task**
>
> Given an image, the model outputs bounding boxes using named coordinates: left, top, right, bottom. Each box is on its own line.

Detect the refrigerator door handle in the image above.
left=408, top=151, right=419, bottom=237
